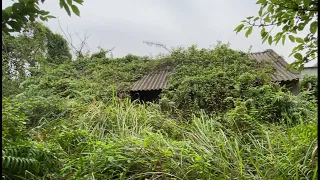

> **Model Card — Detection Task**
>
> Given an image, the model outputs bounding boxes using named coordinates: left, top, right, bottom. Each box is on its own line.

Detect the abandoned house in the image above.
left=130, top=70, right=169, bottom=102
left=130, top=49, right=300, bottom=101
left=249, top=49, right=300, bottom=95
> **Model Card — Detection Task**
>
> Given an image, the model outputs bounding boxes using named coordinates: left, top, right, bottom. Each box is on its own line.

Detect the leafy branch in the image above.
left=2, top=0, right=84, bottom=35
left=234, top=0, right=318, bottom=71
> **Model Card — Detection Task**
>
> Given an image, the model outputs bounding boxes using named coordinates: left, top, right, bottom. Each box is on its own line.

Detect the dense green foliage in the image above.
left=2, top=24, right=318, bottom=179
left=160, top=44, right=315, bottom=126
left=235, top=0, right=318, bottom=70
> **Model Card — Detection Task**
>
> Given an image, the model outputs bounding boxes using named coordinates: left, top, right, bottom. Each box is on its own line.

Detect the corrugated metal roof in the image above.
left=131, top=49, right=299, bottom=91
left=249, top=49, right=300, bottom=82
left=131, top=70, right=169, bottom=91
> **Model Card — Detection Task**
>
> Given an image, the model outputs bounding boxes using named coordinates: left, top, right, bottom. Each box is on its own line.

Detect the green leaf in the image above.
left=8, top=20, right=21, bottom=31
left=256, top=0, right=263, bottom=4
left=2, top=10, right=9, bottom=20
left=295, top=37, right=304, bottom=43
left=39, top=16, right=46, bottom=21
left=286, top=62, right=296, bottom=71
left=29, top=16, right=35, bottom=22
left=267, top=5, right=274, bottom=13
left=274, top=32, right=282, bottom=45
left=262, top=34, right=269, bottom=44
left=289, top=19, right=294, bottom=26
left=282, top=35, right=286, bottom=45
left=304, top=0, right=311, bottom=6
left=4, top=7, right=13, bottom=14
left=38, top=10, right=50, bottom=15
left=234, top=24, right=245, bottom=33
left=18, top=0, right=28, bottom=3
left=260, top=28, right=266, bottom=36
left=59, top=0, right=64, bottom=8
left=61, top=0, right=71, bottom=16
left=294, top=53, right=303, bottom=60
left=282, top=25, right=289, bottom=31
left=297, top=65, right=304, bottom=72
left=298, top=23, right=305, bottom=31
left=258, top=7, right=263, bottom=16
left=268, top=36, right=273, bottom=45
left=310, top=21, right=317, bottom=34
left=45, top=15, right=56, bottom=19
left=73, top=0, right=84, bottom=5
left=67, top=0, right=72, bottom=6
left=264, top=17, right=271, bottom=23
left=290, top=28, right=297, bottom=34
left=245, top=26, right=253, bottom=38
left=261, top=31, right=268, bottom=38
left=289, top=35, right=295, bottom=42
left=246, top=16, right=254, bottom=20
left=12, top=3, right=22, bottom=13
left=71, top=5, right=80, bottom=16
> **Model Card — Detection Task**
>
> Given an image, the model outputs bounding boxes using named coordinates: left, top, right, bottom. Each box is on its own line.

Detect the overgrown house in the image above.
left=130, top=49, right=300, bottom=101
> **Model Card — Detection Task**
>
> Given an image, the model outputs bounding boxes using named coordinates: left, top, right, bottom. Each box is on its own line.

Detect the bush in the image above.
left=300, top=75, right=318, bottom=100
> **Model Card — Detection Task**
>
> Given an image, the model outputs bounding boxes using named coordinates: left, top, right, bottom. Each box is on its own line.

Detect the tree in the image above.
left=2, top=23, right=72, bottom=77
left=2, top=0, right=83, bottom=35
left=46, top=33, right=72, bottom=64
left=234, top=0, right=318, bottom=71
left=2, top=22, right=72, bottom=97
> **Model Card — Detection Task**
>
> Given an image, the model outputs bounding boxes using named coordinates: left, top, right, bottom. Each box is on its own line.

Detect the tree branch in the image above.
left=57, top=18, right=91, bottom=58
left=271, top=1, right=318, bottom=12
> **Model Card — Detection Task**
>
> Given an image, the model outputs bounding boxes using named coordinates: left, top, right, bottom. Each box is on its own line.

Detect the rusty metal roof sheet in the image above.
left=249, top=49, right=300, bottom=82
left=131, top=70, right=169, bottom=91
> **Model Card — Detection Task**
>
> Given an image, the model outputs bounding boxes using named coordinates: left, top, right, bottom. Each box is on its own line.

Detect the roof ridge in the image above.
left=250, top=49, right=274, bottom=54
left=249, top=49, right=299, bottom=82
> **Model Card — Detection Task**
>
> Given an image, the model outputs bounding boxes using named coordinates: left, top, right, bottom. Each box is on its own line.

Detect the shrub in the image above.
left=300, top=75, right=318, bottom=100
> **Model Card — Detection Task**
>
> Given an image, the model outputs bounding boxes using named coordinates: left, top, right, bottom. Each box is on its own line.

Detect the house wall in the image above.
left=300, top=67, right=318, bottom=80
left=292, top=80, right=300, bottom=95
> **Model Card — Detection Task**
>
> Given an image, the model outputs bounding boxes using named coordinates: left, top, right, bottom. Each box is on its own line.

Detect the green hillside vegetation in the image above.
left=2, top=23, right=318, bottom=179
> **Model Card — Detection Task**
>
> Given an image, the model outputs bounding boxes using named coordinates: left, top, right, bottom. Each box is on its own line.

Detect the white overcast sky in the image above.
left=3, top=0, right=317, bottom=66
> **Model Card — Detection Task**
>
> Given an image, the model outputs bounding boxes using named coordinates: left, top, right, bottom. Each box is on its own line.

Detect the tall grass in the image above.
left=52, top=98, right=317, bottom=179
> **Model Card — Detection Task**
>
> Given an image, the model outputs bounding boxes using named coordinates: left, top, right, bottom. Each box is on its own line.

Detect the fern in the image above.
left=2, top=147, right=40, bottom=177
left=2, top=155, right=40, bottom=173
left=2, top=144, right=57, bottom=179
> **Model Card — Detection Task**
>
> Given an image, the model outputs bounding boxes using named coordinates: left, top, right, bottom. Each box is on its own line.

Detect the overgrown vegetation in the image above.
left=2, top=22, right=318, bottom=179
